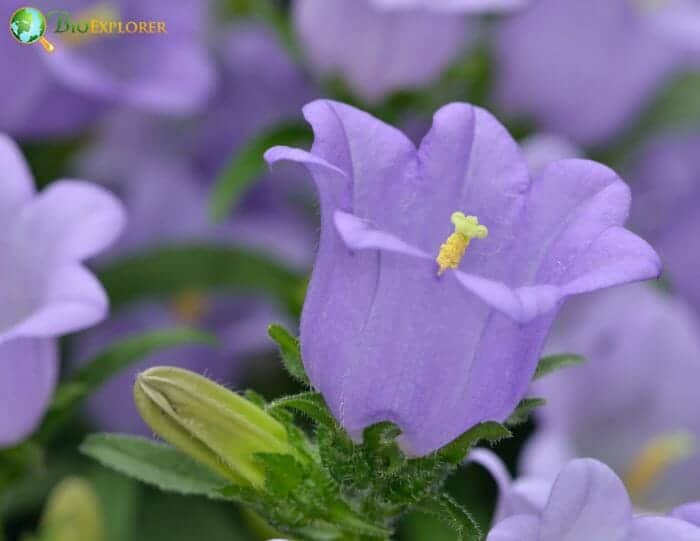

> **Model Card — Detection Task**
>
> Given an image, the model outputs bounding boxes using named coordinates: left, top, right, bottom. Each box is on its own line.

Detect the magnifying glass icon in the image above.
left=9, top=7, right=55, bottom=53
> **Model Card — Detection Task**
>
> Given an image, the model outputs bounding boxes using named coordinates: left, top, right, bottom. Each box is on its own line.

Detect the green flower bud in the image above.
left=40, top=477, right=104, bottom=541
left=134, top=366, right=295, bottom=488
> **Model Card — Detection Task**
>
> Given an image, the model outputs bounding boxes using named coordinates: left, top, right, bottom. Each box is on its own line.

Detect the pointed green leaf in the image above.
left=438, top=422, right=512, bottom=464
left=97, top=244, right=306, bottom=316
left=268, top=324, right=309, bottom=385
left=80, top=434, right=227, bottom=499
left=534, top=353, right=584, bottom=380
left=505, top=397, right=547, bottom=427
left=37, top=328, right=216, bottom=442
left=268, top=392, right=337, bottom=428
left=209, top=122, right=312, bottom=221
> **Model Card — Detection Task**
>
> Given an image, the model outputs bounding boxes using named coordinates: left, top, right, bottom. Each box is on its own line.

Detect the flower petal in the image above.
left=1, top=264, right=108, bottom=343
left=470, top=448, right=551, bottom=522
left=486, top=515, right=540, bottom=541
left=673, top=504, right=700, bottom=528
left=0, top=338, right=57, bottom=447
left=520, top=159, right=661, bottom=298
left=293, top=0, right=468, bottom=102
left=539, top=459, right=631, bottom=541
left=631, top=516, right=700, bottom=541
left=11, top=180, right=126, bottom=263
left=0, top=133, right=34, bottom=225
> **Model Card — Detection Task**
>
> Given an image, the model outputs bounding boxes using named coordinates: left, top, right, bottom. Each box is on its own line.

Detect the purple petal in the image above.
left=0, top=338, right=57, bottom=447
left=2, top=264, right=108, bottom=343
left=539, top=459, right=632, bottom=541
left=293, top=0, right=468, bottom=102
left=673, top=504, right=700, bottom=527
left=486, top=515, right=540, bottom=541
left=631, top=516, right=700, bottom=541
left=469, top=448, right=551, bottom=522
left=0, top=133, right=34, bottom=225
left=495, top=0, right=682, bottom=145
left=521, top=159, right=661, bottom=297
left=39, top=0, right=216, bottom=115
left=12, top=180, right=126, bottom=263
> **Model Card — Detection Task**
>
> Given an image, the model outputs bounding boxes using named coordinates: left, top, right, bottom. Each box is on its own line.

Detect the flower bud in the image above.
left=134, top=366, right=295, bottom=488
left=40, top=477, right=104, bottom=541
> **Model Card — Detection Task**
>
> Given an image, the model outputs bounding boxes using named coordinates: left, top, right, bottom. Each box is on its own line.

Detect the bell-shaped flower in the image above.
left=0, top=133, right=125, bottom=447
left=495, top=0, right=697, bottom=146
left=293, top=0, right=472, bottom=103
left=265, top=99, right=660, bottom=456
left=522, top=283, right=700, bottom=509
left=471, top=452, right=700, bottom=541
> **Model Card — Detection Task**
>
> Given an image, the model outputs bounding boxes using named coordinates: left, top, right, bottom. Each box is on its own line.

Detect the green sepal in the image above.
left=418, top=494, right=483, bottom=541
left=534, top=353, right=585, bottom=380
left=79, top=434, right=227, bottom=499
left=209, top=122, right=312, bottom=222
left=268, top=324, right=310, bottom=386
left=268, top=392, right=337, bottom=428
left=437, top=422, right=512, bottom=465
left=37, top=328, right=216, bottom=443
left=505, top=398, right=547, bottom=427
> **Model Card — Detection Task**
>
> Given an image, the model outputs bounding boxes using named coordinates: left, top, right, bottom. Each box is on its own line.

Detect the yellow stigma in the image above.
left=624, top=431, right=696, bottom=502
left=436, top=212, right=488, bottom=275
left=170, top=290, right=209, bottom=325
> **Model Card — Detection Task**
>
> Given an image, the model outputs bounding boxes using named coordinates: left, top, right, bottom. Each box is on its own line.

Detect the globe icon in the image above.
left=9, top=6, right=54, bottom=52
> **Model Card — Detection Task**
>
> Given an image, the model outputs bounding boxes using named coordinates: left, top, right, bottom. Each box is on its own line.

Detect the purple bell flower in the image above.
left=521, top=283, right=700, bottom=509
left=470, top=452, right=700, bottom=541
left=292, top=0, right=472, bottom=103
left=1, top=0, right=216, bottom=138
left=495, top=0, right=696, bottom=146
left=0, top=133, right=125, bottom=447
left=265, top=99, right=660, bottom=456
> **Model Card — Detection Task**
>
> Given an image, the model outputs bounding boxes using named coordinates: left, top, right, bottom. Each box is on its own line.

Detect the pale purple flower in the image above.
left=629, top=132, right=700, bottom=315
left=522, top=283, right=700, bottom=508
left=293, top=0, right=472, bottom=103
left=265, top=99, right=660, bottom=456
left=471, top=453, right=700, bottom=541
left=1, top=0, right=215, bottom=138
left=0, top=134, right=125, bottom=447
left=495, top=0, right=694, bottom=146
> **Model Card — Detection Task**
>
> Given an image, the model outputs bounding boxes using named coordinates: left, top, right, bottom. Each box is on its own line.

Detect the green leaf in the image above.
left=80, top=434, right=227, bottom=499
left=438, top=422, right=512, bottom=464
left=37, top=328, right=216, bottom=442
left=534, top=353, right=584, bottom=380
left=268, top=392, right=337, bottom=428
left=209, top=122, right=313, bottom=221
left=97, top=244, right=306, bottom=316
left=268, top=324, right=309, bottom=385
left=419, top=494, right=483, bottom=541
left=505, top=398, right=547, bottom=428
